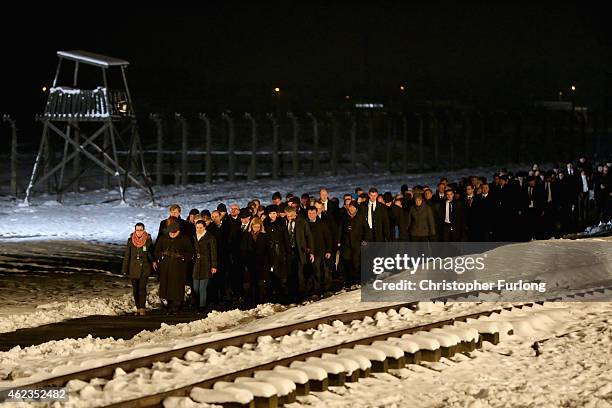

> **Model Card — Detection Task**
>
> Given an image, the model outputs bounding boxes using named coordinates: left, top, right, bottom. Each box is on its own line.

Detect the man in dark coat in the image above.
left=306, top=206, right=333, bottom=295
left=318, top=188, right=340, bottom=223
left=208, top=209, right=231, bottom=305
left=157, top=204, right=190, bottom=242
left=154, top=220, right=194, bottom=314
left=471, top=183, right=496, bottom=241
left=359, top=188, right=391, bottom=242
left=338, top=201, right=364, bottom=286
left=437, top=188, right=466, bottom=241
left=285, top=206, right=314, bottom=300
left=122, top=222, right=154, bottom=316
left=522, top=176, right=546, bottom=240
left=192, top=220, right=217, bottom=311
left=265, top=205, right=290, bottom=303
left=226, top=205, right=247, bottom=302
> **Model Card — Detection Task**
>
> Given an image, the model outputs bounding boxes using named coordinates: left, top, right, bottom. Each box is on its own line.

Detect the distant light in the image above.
left=274, top=87, right=280, bottom=93
left=345, top=95, right=350, bottom=100
left=559, top=91, right=563, bottom=96
left=42, top=86, right=47, bottom=92
left=355, top=103, right=384, bottom=109
left=571, top=85, right=576, bottom=91
left=400, top=85, right=405, bottom=91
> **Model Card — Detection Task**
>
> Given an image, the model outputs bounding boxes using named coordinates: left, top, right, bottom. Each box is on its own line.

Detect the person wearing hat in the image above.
left=154, top=218, right=194, bottom=314
left=156, top=204, right=189, bottom=245
left=265, top=204, right=290, bottom=302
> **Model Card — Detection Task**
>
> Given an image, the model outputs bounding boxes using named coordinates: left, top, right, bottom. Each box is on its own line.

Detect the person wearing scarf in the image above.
left=121, top=223, right=154, bottom=316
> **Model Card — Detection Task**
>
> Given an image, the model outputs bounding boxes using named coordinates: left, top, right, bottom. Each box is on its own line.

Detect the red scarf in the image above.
left=131, top=231, right=149, bottom=248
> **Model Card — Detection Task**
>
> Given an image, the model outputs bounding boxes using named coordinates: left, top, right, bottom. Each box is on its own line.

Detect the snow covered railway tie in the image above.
left=57, top=285, right=608, bottom=408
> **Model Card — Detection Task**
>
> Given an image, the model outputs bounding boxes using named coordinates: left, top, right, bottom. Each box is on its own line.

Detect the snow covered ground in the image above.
left=294, top=300, right=612, bottom=408
left=0, top=164, right=539, bottom=331
left=0, top=166, right=610, bottom=407
left=0, top=165, right=533, bottom=243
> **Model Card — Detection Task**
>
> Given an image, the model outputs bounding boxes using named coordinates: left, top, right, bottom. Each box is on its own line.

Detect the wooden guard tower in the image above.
left=24, top=50, right=154, bottom=204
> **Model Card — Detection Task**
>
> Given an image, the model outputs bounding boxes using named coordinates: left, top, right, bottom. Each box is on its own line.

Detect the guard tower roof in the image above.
left=56, top=50, right=130, bottom=68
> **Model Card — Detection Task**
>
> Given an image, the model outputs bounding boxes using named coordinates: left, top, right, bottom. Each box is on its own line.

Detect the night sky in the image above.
left=1, top=4, right=611, bottom=123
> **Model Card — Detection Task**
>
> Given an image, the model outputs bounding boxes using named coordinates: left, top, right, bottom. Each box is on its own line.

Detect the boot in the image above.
left=137, top=308, right=146, bottom=316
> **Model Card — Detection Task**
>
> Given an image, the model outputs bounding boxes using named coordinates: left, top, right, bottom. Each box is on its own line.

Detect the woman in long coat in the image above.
left=154, top=220, right=194, bottom=314
left=121, top=222, right=154, bottom=316
left=241, top=216, right=270, bottom=306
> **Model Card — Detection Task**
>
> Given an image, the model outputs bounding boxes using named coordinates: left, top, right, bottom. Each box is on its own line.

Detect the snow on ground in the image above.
left=0, top=165, right=532, bottom=243
left=294, top=301, right=612, bottom=408
left=0, top=165, right=543, bottom=331
left=0, top=165, right=610, bottom=407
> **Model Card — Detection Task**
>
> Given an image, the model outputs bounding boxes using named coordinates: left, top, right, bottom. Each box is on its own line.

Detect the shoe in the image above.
left=137, top=308, right=146, bottom=316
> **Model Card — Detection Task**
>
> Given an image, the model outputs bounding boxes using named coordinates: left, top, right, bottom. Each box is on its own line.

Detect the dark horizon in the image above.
left=1, top=5, right=612, bottom=121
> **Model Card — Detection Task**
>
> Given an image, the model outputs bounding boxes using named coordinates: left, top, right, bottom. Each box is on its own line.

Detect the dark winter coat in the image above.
left=359, top=200, right=391, bottom=242
left=121, top=234, right=154, bottom=279
left=338, top=214, right=364, bottom=261
left=407, top=203, right=436, bottom=238
left=287, top=217, right=314, bottom=264
left=192, top=232, right=218, bottom=280
left=156, top=217, right=189, bottom=242
left=207, top=222, right=229, bottom=277
left=308, top=218, right=333, bottom=257
left=241, top=232, right=271, bottom=282
left=267, top=219, right=290, bottom=279
left=154, top=233, right=194, bottom=301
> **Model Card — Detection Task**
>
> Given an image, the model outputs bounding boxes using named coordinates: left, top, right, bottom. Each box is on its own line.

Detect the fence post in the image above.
left=416, top=113, right=424, bottom=172
left=2, top=115, right=18, bottom=197
left=245, top=113, right=257, bottom=181
left=287, top=112, right=299, bottom=177
left=306, top=112, right=319, bottom=175
left=514, top=112, right=522, bottom=163
left=175, top=113, right=189, bottom=185
left=222, top=112, right=235, bottom=182
left=349, top=113, right=357, bottom=173
left=384, top=112, right=392, bottom=172
left=430, top=113, right=439, bottom=168
left=150, top=113, right=164, bottom=186
left=463, top=112, right=471, bottom=167
left=367, top=112, right=375, bottom=165
left=327, top=112, right=338, bottom=175
left=198, top=113, right=212, bottom=184
left=267, top=113, right=279, bottom=180
left=400, top=113, right=407, bottom=173
left=449, top=113, right=455, bottom=170
left=579, top=112, right=587, bottom=156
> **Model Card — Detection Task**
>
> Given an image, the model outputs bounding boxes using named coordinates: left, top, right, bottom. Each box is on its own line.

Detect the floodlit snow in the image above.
left=0, top=167, right=610, bottom=407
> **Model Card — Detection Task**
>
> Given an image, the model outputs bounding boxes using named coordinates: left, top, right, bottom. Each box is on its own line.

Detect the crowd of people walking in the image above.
left=121, top=156, right=612, bottom=315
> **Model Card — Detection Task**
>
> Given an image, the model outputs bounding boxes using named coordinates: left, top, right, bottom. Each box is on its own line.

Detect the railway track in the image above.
left=104, top=286, right=609, bottom=408
left=6, top=284, right=609, bottom=408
